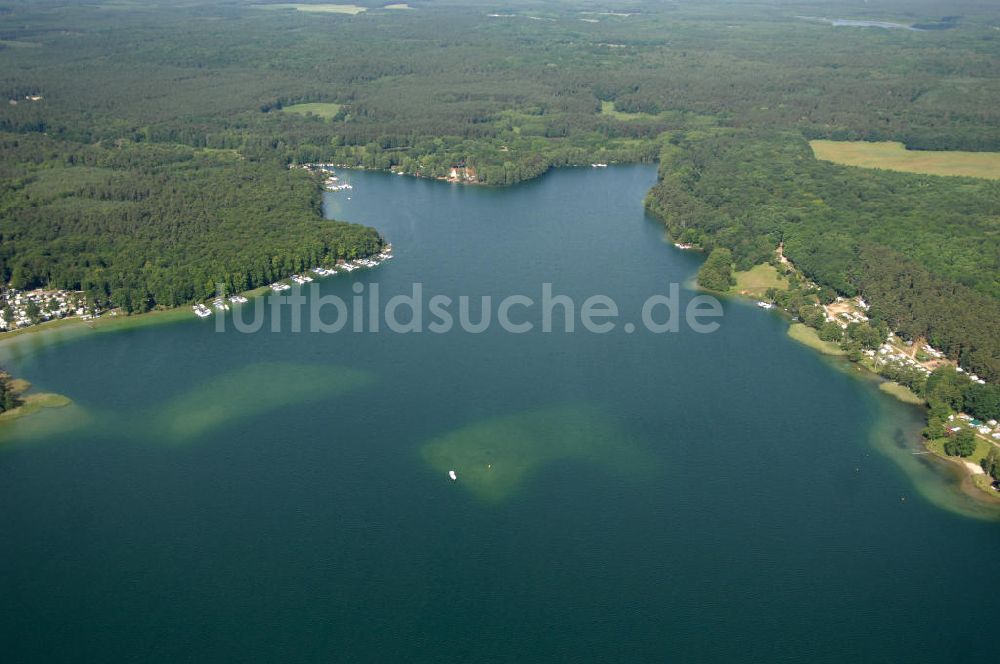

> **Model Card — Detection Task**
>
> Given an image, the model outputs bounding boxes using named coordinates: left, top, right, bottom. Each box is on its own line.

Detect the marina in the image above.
left=325, top=178, right=353, bottom=192
left=199, top=248, right=393, bottom=316
left=290, top=162, right=355, bottom=192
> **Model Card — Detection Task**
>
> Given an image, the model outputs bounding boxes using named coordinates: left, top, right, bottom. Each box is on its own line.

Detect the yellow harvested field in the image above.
left=255, top=4, right=367, bottom=15
left=810, top=140, right=1000, bottom=180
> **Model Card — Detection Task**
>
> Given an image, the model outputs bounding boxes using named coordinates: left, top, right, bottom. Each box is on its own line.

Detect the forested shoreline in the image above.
left=0, top=134, right=383, bottom=312
left=645, top=130, right=1000, bottom=383
left=0, top=0, right=997, bottom=392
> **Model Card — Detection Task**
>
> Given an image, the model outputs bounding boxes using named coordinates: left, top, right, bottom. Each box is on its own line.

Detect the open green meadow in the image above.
left=599, top=100, right=660, bottom=121
left=731, top=264, right=788, bottom=299
left=280, top=102, right=343, bottom=118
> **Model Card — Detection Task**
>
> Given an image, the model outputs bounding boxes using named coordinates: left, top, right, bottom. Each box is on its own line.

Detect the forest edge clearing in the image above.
left=810, top=140, right=1000, bottom=180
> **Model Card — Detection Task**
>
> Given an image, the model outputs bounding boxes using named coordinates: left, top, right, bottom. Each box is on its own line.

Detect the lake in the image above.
left=0, top=165, right=998, bottom=662
left=797, top=16, right=921, bottom=30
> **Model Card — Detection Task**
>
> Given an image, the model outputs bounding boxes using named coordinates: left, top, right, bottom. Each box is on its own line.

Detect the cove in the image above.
left=0, top=165, right=998, bottom=662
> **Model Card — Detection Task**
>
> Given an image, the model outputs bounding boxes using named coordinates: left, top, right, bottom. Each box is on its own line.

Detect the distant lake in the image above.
left=798, top=16, right=921, bottom=30
left=0, top=165, right=998, bottom=662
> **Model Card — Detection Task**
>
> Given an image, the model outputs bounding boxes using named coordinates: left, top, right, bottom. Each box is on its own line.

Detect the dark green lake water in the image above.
left=1, top=165, right=998, bottom=662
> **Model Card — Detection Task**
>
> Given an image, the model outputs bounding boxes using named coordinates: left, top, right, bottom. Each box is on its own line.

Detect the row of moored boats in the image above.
left=192, top=294, right=250, bottom=318
left=324, top=174, right=353, bottom=191
left=193, top=250, right=393, bottom=317
left=269, top=251, right=393, bottom=292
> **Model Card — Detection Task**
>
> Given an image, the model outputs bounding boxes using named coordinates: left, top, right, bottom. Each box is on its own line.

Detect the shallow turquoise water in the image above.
left=0, top=165, right=997, bottom=662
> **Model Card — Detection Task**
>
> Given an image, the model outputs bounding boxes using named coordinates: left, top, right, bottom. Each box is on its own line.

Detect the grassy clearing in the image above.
left=972, top=474, right=1000, bottom=497
left=878, top=381, right=925, bottom=405
left=787, top=323, right=847, bottom=356
left=731, top=263, right=788, bottom=298
left=281, top=102, right=343, bottom=118
left=254, top=4, right=366, bottom=14
left=600, top=100, right=660, bottom=121
left=810, top=140, right=1000, bottom=180
left=926, top=437, right=992, bottom=467
left=924, top=438, right=1000, bottom=502
left=22, top=166, right=116, bottom=199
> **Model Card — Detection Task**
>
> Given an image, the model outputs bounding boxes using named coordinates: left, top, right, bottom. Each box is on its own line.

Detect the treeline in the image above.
left=923, top=366, right=1000, bottom=458
left=856, top=246, right=1000, bottom=388
left=647, top=130, right=1000, bottom=383
left=3, top=0, right=1000, bottom=176
left=772, top=268, right=1000, bottom=423
left=0, top=134, right=383, bottom=311
left=754, top=264, right=1000, bottom=424
left=326, top=135, right=662, bottom=185
left=924, top=367, right=1000, bottom=422
left=0, top=372, right=22, bottom=414
left=697, top=248, right=735, bottom=292
left=982, top=448, right=1000, bottom=484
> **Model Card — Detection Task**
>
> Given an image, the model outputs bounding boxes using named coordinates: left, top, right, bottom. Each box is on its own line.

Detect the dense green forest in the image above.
left=646, top=130, right=1000, bottom=382
left=0, top=0, right=997, bottom=386
left=0, top=134, right=383, bottom=310
left=649, top=132, right=1000, bottom=300
left=3, top=0, right=1000, bottom=173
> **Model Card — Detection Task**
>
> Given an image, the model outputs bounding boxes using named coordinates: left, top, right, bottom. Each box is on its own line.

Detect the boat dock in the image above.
left=193, top=247, right=393, bottom=317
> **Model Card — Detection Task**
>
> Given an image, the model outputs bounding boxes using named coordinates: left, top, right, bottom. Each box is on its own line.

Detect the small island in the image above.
left=0, top=371, right=70, bottom=425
